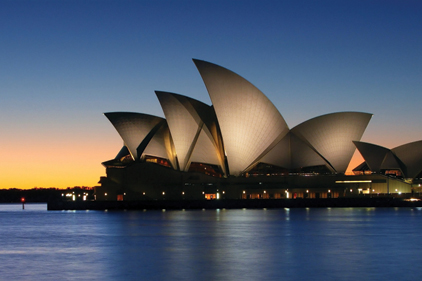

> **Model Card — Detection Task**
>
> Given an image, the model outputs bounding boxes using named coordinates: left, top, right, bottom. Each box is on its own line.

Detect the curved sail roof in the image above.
left=258, top=132, right=329, bottom=170
left=103, top=59, right=385, bottom=178
left=194, top=59, right=289, bottom=175
left=380, top=151, right=402, bottom=171
left=392, top=140, right=422, bottom=179
left=142, top=122, right=178, bottom=169
left=353, top=140, right=422, bottom=179
left=291, top=112, right=372, bottom=173
left=258, top=133, right=291, bottom=169
left=115, top=145, right=130, bottom=160
left=155, top=91, right=224, bottom=172
left=290, top=134, right=329, bottom=170
left=104, top=112, right=165, bottom=161
left=353, top=141, right=391, bottom=172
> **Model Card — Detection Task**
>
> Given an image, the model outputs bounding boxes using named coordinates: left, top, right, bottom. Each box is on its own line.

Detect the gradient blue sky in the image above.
left=1, top=0, right=421, bottom=188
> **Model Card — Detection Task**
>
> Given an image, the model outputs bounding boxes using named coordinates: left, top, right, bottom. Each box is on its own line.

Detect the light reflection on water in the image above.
left=1, top=205, right=422, bottom=280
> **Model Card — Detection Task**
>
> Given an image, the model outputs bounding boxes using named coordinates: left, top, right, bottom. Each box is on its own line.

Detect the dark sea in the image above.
left=1, top=204, right=422, bottom=281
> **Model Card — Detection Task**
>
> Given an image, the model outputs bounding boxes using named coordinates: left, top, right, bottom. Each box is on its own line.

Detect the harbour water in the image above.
left=1, top=204, right=422, bottom=280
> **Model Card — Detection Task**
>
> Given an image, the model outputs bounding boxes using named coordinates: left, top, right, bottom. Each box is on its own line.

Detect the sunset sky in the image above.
left=1, top=0, right=421, bottom=189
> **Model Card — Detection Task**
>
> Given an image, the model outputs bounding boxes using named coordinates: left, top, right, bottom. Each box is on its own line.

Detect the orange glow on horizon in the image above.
left=0, top=130, right=120, bottom=190
left=0, top=127, right=405, bottom=190
left=345, top=150, right=364, bottom=175
left=0, top=147, right=368, bottom=189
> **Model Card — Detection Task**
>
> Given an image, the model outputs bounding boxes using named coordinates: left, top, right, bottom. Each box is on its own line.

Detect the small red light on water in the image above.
left=21, top=197, right=25, bottom=203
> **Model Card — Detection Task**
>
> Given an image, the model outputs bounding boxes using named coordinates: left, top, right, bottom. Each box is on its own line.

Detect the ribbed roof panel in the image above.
left=291, top=112, right=372, bottom=173
left=194, top=59, right=289, bottom=175
left=392, top=140, right=422, bottom=179
left=353, top=141, right=390, bottom=172
left=104, top=112, right=164, bottom=160
left=156, top=91, right=225, bottom=172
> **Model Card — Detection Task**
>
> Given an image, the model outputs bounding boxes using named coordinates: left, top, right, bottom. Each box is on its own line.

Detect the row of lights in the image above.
left=107, top=188, right=408, bottom=197
left=111, top=188, right=405, bottom=198
left=62, top=192, right=89, bottom=201
left=110, top=188, right=406, bottom=197
left=137, top=190, right=228, bottom=196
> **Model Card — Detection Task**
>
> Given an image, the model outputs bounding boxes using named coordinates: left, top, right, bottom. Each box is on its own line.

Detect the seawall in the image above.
left=47, top=197, right=422, bottom=211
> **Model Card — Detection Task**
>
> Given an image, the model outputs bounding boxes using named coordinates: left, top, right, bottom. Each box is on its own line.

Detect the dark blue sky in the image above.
left=1, top=0, right=421, bottom=188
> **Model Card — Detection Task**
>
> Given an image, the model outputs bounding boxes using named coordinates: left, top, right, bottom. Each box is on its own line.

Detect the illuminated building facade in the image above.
left=96, top=59, right=419, bottom=201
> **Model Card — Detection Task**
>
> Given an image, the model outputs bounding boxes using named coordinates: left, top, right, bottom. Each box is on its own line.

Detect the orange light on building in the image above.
left=205, top=194, right=216, bottom=200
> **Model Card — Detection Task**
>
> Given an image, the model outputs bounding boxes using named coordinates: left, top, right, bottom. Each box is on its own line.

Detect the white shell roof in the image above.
left=143, top=122, right=176, bottom=166
left=290, top=134, right=329, bottom=170
left=392, top=140, right=422, bottom=179
left=258, top=133, right=291, bottom=169
left=156, top=91, right=224, bottom=172
left=104, top=60, right=380, bottom=177
left=189, top=128, right=221, bottom=168
left=194, top=59, right=289, bottom=175
left=291, top=112, right=372, bottom=173
left=353, top=140, right=422, bottom=179
left=353, top=141, right=391, bottom=171
left=104, top=112, right=165, bottom=161
left=259, top=132, right=336, bottom=171
left=380, top=151, right=402, bottom=171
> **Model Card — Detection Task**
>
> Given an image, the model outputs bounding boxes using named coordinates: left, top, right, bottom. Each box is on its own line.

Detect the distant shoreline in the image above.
left=0, top=188, right=94, bottom=203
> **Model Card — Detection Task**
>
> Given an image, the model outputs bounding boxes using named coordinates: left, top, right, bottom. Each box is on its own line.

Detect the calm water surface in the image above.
left=1, top=204, right=421, bottom=281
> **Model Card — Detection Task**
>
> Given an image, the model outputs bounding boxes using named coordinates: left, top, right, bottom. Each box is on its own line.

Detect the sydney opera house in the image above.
left=96, top=59, right=422, bottom=201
